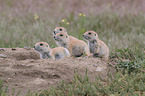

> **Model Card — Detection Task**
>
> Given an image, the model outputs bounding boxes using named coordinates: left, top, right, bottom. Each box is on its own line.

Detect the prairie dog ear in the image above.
left=94, top=33, right=98, bottom=38
left=46, top=45, right=49, bottom=47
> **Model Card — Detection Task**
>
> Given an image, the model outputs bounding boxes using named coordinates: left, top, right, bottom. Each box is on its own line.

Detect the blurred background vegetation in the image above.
left=0, top=0, right=145, bottom=51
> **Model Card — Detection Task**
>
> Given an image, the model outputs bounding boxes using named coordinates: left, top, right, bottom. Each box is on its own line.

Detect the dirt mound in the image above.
left=0, top=48, right=112, bottom=95
left=0, top=48, right=40, bottom=60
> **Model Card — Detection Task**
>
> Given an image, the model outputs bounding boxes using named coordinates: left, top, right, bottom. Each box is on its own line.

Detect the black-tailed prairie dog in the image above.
left=53, top=27, right=78, bottom=45
left=34, top=42, right=70, bottom=60
left=83, top=31, right=109, bottom=61
left=54, top=33, right=90, bottom=57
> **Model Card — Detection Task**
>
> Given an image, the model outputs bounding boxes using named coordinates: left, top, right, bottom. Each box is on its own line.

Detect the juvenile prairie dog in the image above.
left=83, top=31, right=109, bottom=61
left=34, top=42, right=70, bottom=60
left=53, top=27, right=78, bottom=46
left=54, top=33, right=90, bottom=57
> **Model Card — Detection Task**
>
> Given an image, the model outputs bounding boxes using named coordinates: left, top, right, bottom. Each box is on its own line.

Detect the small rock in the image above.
left=30, top=78, right=47, bottom=85
left=49, top=62, right=53, bottom=64
left=52, top=74, right=60, bottom=78
left=29, top=60, right=35, bottom=63
left=15, top=83, right=18, bottom=86
left=96, top=67, right=104, bottom=71
left=24, top=47, right=31, bottom=50
left=0, top=54, right=7, bottom=58
left=93, top=64, right=98, bottom=66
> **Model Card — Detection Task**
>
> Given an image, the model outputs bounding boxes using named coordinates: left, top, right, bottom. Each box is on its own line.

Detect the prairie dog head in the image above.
left=34, top=42, right=50, bottom=52
left=53, top=27, right=67, bottom=36
left=54, top=33, right=70, bottom=44
left=83, top=31, right=98, bottom=41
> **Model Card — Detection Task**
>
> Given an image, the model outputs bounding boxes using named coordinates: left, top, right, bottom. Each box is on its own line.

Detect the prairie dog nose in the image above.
left=54, top=36, right=57, bottom=40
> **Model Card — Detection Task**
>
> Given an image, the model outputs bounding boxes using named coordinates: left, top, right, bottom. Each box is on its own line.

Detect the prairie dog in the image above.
left=54, top=33, right=90, bottom=57
left=83, top=31, right=109, bottom=61
left=53, top=27, right=67, bottom=36
left=34, top=42, right=70, bottom=60
left=53, top=27, right=78, bottom=46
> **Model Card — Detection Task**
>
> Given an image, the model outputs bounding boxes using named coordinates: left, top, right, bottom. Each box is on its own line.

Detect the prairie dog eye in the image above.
left=54, top=36, right=55, bottom=38
left=95, top=34, right=96, bottom=36
left=54, top=31, right=55, bottom=34
left=66, top=36, right=68, bottom=38
left=88, top=32, right=92, bottom=35
left=40, top=43, right=43, bottom=46
left=60, top=34, right=63, bottom=36
left=60, top=29, right=62, bottom=31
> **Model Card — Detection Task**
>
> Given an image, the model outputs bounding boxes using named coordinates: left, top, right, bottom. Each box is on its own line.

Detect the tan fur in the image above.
left=54, top=33, right=90, bottom=57
left=83, top=31, right=109, bottom=61
left=34, top=42, right=70, bottom=60
left=53, top=27, right=78, bottom=46
left=53, top=27, right=67, bottom=36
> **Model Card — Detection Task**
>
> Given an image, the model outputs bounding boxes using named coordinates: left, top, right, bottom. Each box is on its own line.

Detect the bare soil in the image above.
left=0, top=48, right=113, bottom=95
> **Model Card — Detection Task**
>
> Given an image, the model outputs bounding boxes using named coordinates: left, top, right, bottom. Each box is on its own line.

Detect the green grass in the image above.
left=0, top=10, right=145, bottom=51
left=35, top=72, right=145, bottom=96
left=0, top=0, right=145, bottom=95
left=0, top=70, right=145, bottom=96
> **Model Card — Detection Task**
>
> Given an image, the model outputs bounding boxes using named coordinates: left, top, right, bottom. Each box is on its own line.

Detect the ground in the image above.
left=0, top=48, right=112, bottom=95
